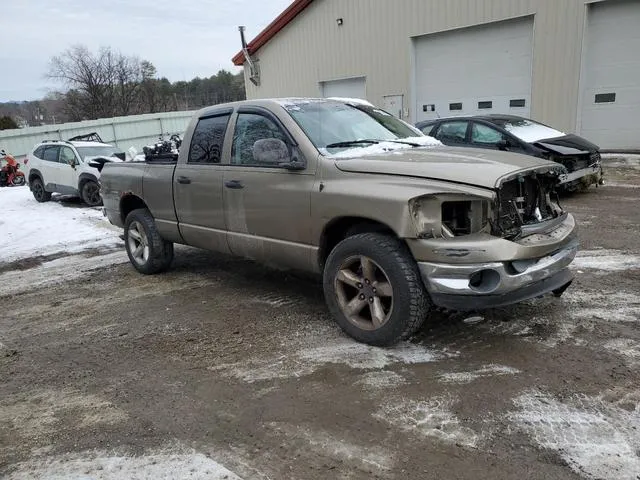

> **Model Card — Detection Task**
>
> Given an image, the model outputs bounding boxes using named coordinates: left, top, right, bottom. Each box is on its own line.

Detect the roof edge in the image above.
left=232, top=0, right=314, bottom=66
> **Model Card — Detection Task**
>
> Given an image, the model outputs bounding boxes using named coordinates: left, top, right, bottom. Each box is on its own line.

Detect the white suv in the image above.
left=25, top=139, right=124, bottom=206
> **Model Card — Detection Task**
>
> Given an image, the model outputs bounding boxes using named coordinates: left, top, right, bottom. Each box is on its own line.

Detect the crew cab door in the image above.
left=173, top=110, right=232, bottom=253
left=222, top=108, right=316, bottom=272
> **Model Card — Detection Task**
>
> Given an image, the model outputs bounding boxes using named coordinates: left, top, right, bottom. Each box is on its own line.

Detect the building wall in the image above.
left=0, top=110, right=195, bottom=160
left=243, top=0, right=605, bottom=133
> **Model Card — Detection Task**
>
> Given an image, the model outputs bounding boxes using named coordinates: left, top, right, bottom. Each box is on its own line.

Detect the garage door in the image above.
left=413, top=17, right=533, bottom=123
left=579, top=0, right=640, bottom=149
left=320, top=77, right=366, bottom=100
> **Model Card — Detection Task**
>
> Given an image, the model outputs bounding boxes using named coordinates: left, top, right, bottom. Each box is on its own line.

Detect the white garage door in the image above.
left=413, top=17, right=533, bottom=123
left=579, top=0, right=640, bottom=149
left=320, top=77, right=366, bottom=100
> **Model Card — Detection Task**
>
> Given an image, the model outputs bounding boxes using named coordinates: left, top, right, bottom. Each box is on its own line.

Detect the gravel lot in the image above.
left=1, top=161, right=639, bottom=479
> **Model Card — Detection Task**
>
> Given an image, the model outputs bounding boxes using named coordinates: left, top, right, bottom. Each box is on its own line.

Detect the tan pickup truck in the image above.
left=99, top=98, right=578, bottom=346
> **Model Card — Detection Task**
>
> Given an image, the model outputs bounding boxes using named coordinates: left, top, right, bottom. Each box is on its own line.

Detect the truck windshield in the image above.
left=282, top=100, right=428, bottom=156
left=75, top=146, right=124, bottom=160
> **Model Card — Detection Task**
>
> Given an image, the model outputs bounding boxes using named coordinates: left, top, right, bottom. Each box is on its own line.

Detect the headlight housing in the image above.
left=409, top=194, right=492, bottom=239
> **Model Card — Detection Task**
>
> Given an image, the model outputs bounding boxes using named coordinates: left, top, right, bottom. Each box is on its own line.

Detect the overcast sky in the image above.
left=0, top=0, right=293, bottom=102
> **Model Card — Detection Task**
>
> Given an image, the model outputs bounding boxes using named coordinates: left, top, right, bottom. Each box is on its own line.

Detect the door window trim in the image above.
left=229, top=110, right=295, bottom=169
left=187, top=111, right=232, bottom=165
left=433, top=120, right=470, bottom=143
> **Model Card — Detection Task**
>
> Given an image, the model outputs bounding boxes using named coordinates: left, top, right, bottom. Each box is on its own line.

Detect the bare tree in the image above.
left=47, top=44, right=151, bottom=119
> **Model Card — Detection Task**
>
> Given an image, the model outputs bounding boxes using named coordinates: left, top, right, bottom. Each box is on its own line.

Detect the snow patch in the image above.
left=0, top=388, right=127, bottom=445
left=267, top=422, right=394, bottom=471
left=571, top=249, right=640, bottom=272
left=212, top=339, right=456, bottom=383
left=356, top=370, right=407, bottom=389
left=502, top=120, right=565, bottom=143
left=510, top=390, right=640, bottom=480
left=438, top=364, right=520, bottom=384
left=327, top=136, right=442, bottom=158
left=0, top=186, right=122, bottom=265
left=0, top=250, right=128, bottom=296
left=603, top=338, right=640, bottom=363
left=326, top=96, right=374, bottom=107
left=374, top=395, right=481, bottom=448
left=4, top=450, right=243, bottom=480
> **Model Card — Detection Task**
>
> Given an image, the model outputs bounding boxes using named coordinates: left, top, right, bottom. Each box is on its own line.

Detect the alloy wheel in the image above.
left=334, top=255, right=394, bottom=331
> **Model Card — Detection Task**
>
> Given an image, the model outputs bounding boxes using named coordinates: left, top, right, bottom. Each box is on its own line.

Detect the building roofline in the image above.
left=231, top=0, right=314, bottom=66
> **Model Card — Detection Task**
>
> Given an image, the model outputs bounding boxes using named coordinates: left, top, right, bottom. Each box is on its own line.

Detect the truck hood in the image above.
left=334, top=147, right=564, bottom=189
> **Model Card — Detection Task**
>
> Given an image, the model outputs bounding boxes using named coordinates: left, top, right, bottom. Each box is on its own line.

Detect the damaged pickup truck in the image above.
left=99, top=98, right=579, bottom=346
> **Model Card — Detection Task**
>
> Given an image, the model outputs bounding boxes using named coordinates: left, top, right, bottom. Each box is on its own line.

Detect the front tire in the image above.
left=11, top=175, right=25, bottom=186
left=323, top=233, right=431, bottom=346
left=81, top=180, right=102, bottom=206
left=124, top=208, right=174, bottom=274
left=31, top=177, right=51, bottom=202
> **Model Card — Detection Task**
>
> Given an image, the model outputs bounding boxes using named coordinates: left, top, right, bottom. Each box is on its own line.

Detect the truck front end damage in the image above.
left=407, top=165, right=578, bottom=310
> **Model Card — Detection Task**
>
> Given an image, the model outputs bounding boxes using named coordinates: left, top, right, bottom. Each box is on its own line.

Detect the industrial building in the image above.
left=233, top=0, right=640, bottom=150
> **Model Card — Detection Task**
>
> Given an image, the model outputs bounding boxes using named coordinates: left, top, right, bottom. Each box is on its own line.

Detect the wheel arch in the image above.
left=120, top=194, right=149, bottom=225
left=28, top=169, right=44, bottom=185
left=318, top=216, right=399, bottom=271
left=78, top=173, right=98, bottom=189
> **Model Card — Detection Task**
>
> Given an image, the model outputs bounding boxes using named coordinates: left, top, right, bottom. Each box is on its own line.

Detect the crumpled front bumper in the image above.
left=416, top=237, right=579, bottom=311
left=559, top=162, right=604, bottom=187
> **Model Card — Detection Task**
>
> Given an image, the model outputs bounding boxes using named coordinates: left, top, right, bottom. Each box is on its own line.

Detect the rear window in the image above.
left=188, top=114, right=231, bottom=164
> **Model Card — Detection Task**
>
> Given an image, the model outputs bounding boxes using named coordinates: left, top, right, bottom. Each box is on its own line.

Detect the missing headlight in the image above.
left=441, top=200, right=488, bottom=236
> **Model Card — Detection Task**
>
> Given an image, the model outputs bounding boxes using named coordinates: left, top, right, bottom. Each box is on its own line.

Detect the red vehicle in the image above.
left=0, top=149, right=26, bottom=187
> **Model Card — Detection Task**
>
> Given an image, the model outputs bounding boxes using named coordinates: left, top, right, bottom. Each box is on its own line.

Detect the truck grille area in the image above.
left=493, top=173, right=559, bottom=239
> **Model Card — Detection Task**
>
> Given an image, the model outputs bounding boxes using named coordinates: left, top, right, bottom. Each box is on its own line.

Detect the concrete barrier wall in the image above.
left=0, top=110, right=196, bottom=160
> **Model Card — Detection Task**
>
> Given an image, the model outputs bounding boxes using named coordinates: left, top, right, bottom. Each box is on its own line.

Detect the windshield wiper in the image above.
left=325, top=140, right=379, bottom=148
left=370, top=138, right=422, bottom=147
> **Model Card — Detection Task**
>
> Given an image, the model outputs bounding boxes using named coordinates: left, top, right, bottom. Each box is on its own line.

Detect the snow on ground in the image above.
left=210, top=335, right=458, bottom=383
left=438, top=364, right=520, bottom=384
left=571, top=249, right=640, bottom=272
left=5, top=449, right=243, bottom=480
left=510, top=390, right=640, bottom=480
left=374, top=394, right=482, bottom=448
left=0, top=186, right=122, bottom=265
left=0, top=251, right=128, bottom=296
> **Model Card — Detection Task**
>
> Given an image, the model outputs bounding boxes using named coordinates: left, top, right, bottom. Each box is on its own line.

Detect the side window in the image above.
left=59, top=146, right=77, bottom=164
left=435, top=121, right=468, bottom=142
left=188, top=114, right=231, bottom=164
left=42, top=146, right=60, bottom=162
left=231, top=113, right=288, bottom=166
left=33, top=146, right=46, bottom=159
left=471, top=123, right=506, bottom=145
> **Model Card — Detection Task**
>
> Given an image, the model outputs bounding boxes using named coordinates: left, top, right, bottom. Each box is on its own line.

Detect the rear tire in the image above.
left=81, top=180, right=102, bottom=206
left=124, top=208, right=174, bottom=274
left=31, top=177, right=51, bottom=202
left=323, top=233, right=431, bottom=346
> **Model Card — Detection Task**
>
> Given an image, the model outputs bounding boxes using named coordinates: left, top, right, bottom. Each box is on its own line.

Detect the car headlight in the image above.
left=409, top=194, right=492, bottom=239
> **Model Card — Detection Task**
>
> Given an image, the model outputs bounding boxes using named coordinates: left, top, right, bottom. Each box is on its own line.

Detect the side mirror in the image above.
left=66, top=158, right=77, bottom=167
left=252, top=138, right=291, bottom=166
left=497, top=139, right=510, bottom=150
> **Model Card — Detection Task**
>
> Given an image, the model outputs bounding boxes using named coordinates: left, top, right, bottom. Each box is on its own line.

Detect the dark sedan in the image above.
left=415, top=114, right=604, bottom=192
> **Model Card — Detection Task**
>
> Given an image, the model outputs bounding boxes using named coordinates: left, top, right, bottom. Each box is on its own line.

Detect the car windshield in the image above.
left=492, top=118, right=565, bottom=143
left=281, top=100, right=434, bottom=156
left=75, top=145, right=123, bottom=160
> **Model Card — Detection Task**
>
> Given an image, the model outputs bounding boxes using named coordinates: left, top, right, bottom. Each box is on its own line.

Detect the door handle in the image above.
left=177, top=176, right=191, bottom=184
left=224, top=180, right=244, bottom=189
